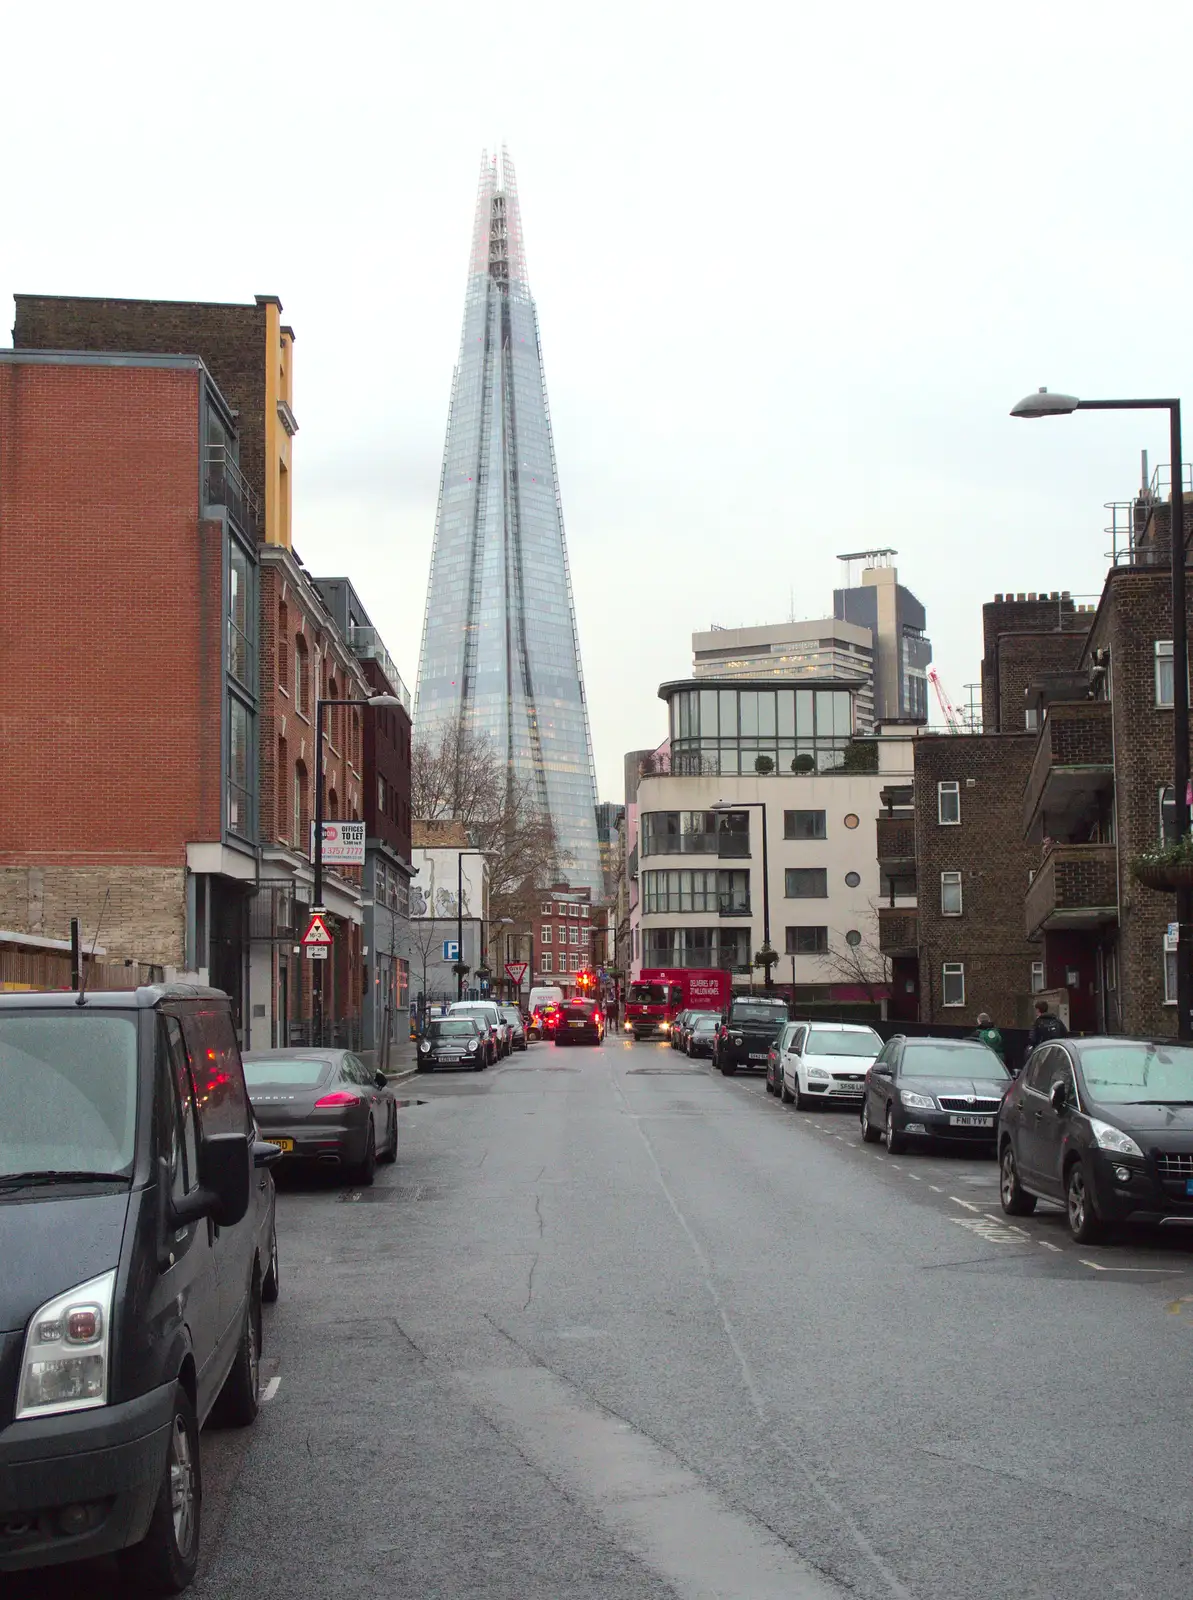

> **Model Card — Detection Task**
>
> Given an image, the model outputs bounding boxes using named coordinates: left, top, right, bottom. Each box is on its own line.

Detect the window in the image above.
left=160, top=1016, right=199, bottom=1204
left=1160, top=785, right=1180, bottom=845
left=558, top=925, right=567, bottom=944
left=1165, top=932, right=1178, bottom=1006
left=295, top=635, right=309, bottom=715
left=942, top=962, right=965, bottom=1007
left=540, top=924, right=552, bottom=944
left=294, top=761, right=306, bottom=850
left=228, top=540, right=253, bottom=687
left=785, top=868, right=828, bottom=898
left=276, top=737, right=288, bottom=840
left=1031, top=960, right=1045, bottom=994
left=1025, top=708, right=1039, bottom=731
left=941, top=871, right=963, bottom=916
left=1156, top=641, right=1174, bottom=707
left=581, top=905, right=589, bottom=919
left=844, top=870, right=861, bottom=888
left=567, top=904, right=578, bottom=918
left=570, top=953, right=580, bottom=972
left=784, top=810, right=826, bottom=840
left=786, top=926, right=828, bottom=954
left=377, top=776, right=386, bottom=814
left=938, top=781, right=960, bottom=825
left=541, top=952, right=553, bottom=973
left=228, top=695, right=252, bottom=838
left=570, top=925, right=579, bottom=946
left=541, top=902, right=553, bottom=914
left=277, top=605, right=289, bottom=692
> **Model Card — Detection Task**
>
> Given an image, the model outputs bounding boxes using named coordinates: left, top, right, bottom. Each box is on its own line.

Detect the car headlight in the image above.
left=467, top=1039, right=478, bottom=1052
left=1090, top=1118, right=1144, bottom=1158
left=732, top=1034, right=743, bottom=1045
left=420, top=1041, right=431, bottom=1053
left=806, top=1065, right=831, bottom=1080
left=900, top=1090, right=936, bottom=1111
left=16, top=1269, right=116, bottom=1420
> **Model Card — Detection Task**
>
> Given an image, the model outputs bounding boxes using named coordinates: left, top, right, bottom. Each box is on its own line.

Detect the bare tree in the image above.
left=822, top=907, right=891, bottom=1007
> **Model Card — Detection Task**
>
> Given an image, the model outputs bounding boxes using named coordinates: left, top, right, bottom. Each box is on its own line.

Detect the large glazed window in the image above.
left=669, top=686, right=854, bottom=775
left=0, top=1013, right=138, bottom=1177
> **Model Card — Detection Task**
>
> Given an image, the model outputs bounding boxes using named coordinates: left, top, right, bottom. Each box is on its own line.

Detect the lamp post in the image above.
left=712, top=799, right=772, bottom=988
left=312, top=691, right=404, bottom=1048
left=1011, top=388, right=1189, bottom=1040
left=455, top=850, right=486, bottom=1000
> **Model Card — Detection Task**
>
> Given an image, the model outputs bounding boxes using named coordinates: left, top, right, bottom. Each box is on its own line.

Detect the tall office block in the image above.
left=415, top=149, right=602, bottom=893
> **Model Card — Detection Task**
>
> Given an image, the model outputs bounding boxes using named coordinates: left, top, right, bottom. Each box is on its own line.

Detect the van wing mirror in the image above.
left=168, top=1132, right=252, bottom=1230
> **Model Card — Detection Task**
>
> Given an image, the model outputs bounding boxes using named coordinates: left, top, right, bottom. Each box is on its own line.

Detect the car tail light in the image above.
left=315, top=1091, right=360, bottom=1107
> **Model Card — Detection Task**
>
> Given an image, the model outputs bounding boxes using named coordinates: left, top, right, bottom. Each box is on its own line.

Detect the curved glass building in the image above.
left=415, top=149, right=602, bottom=893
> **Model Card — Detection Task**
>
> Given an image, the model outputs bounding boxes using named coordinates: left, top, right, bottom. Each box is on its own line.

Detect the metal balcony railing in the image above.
left=204, top=445, right=261, bottom=537
left=348, top=627, right=411, bottom=712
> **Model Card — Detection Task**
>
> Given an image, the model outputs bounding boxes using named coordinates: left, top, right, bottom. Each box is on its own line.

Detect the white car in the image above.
left=780, top=1021, right=884, bottom=1109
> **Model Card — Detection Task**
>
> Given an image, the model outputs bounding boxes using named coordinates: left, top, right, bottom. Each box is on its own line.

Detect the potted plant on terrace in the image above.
left=1131, top=833, right=1193, bottom=891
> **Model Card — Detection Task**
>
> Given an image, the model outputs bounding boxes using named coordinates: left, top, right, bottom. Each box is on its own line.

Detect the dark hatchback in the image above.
left=860, top=1035, right=1011, bottom=1153
left=415, top=1017, right=487, bottom=1072
left=554, top=999, right=604, bottom=1046
left=686, top=1015, right=720, bottom=1059
left=999, top=1036, right=1193, bottom=1243
left=0, top=986, right=278, bottom=1590
left=242, top=1049, right=398, bottom=1186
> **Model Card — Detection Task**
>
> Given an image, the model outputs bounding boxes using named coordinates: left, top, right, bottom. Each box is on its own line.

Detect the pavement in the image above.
left=17, top=1031, right=1193, bottom=1599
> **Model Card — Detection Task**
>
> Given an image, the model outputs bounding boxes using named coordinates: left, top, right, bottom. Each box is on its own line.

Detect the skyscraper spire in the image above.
left=415, top=150, right=602, bottom=894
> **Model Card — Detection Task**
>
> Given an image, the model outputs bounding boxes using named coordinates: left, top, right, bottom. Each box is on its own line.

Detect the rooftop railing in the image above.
left=204, top=445, right=261, bottom=537
left=348, top=627, right=411, bottom=712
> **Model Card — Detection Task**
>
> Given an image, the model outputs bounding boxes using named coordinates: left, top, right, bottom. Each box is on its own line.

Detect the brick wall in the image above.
left=361, top=659, right=412, bottom=861
left=0, top=866, right=186, bottom=965
left=14, top=295, right=270, bottom=509
left=981, top=594, right=1088, bottom=731
left=990, top=628, right=1089, bottom=734
left=913, top=733, right=1038, bottom=1024
left=876, top=816, right=915, bottom=861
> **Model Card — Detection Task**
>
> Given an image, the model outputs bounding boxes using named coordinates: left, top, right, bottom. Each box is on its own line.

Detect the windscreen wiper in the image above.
left=0, top=1169, right=129, bottom=1191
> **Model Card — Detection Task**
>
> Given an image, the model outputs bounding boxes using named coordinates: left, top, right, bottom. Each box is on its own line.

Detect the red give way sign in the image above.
left=504, top=962, right=529, bottom=986
left=301, top=913, right=333, bottom=947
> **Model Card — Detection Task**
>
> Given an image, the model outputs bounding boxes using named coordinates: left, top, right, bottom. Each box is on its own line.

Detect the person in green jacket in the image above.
left=974, top=1011, right=1005, bottom=1061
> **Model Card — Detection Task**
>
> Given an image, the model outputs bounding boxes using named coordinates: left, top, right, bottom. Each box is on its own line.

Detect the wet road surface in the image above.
left=17, top=1033, right=1193, bottom=1599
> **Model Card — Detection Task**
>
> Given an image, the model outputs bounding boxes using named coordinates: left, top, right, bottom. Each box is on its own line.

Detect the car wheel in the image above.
left=1066, top=1158, right=1104, bottom=1243
left=350, top=1124, right=377, bottom=1187
left=794, top=1076, right=810, bottom=1110
left=380, top=1105, right=398, bottom=1163
left=765, top=1068, right=775, bottom=1095
left=780, top=1074, right=794, bottom=1105
left=721, top=1060, right=737, bottom=1076
left=262, top=1220, right=280, bottom=1303
left=999, top=1142, right=1036, bottom=1215
left=860, top=1099, right=882, bottom=1143
left=884, top=1104, right=906, bottom=1155
left=120, top=1382, right=201, bottom=1594
left=211, top=1281, right=262, bottom=1428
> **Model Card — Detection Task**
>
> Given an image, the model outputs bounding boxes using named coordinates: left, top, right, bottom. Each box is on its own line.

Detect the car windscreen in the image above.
left=0, top=1012, right=139, bottom=1178
left=731, top=1004, right=788, bottom=1024
left=805, top=1031, right=882, bottom=1057
left=692, top=1017, right=719, bottom=1032
left=500, top=1010, right=523, bottom=1024
left=243, top=1056, right=334, bottom=1088
left=628, top=984, right=667, bottom=1005
left=901, top=1042, right=1009, bottom=1078
left=1075, top=1041, right=1193, bottom=1104
left=428, top=1020, right=480, bottom=1038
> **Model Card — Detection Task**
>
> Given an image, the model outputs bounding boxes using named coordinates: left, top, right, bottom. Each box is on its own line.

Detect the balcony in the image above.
left=876, top=816, right=915, bottom=867
left=204, top=445, right=261, bottom=538
left=878, top=906, right=918, bottom=956
left=1023, top=701, right=1114, bottom=839
left=348, top=627, right=411, bottom=712
left=1025, top=843, right=1118, bottom=939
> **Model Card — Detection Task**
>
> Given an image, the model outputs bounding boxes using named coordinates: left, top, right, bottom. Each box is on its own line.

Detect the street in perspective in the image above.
left=6, top=9, right=1193, bottom=1598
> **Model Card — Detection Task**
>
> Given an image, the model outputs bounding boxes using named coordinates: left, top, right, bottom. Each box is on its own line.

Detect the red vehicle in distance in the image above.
left=625, top=968, right=731, bottom=1041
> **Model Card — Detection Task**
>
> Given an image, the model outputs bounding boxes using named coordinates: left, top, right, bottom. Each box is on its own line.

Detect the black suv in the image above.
left=0, top=985, right=280, bottom=1590
left=716, top=997, right=790, bottom=1074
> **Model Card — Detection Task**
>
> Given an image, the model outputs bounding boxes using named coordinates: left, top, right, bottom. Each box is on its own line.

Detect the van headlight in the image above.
left=16, top=1269, right=116, bottom=1419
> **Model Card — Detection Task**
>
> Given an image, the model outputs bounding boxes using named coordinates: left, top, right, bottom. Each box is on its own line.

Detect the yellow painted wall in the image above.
left=261, top=299, right=296, bottom=548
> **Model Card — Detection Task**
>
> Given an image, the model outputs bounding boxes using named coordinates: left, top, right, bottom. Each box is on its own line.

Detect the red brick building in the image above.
left=532, top=883, right=596, bottom=995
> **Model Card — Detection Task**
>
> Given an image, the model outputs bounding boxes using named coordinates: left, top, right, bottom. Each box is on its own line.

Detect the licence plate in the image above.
left=263, top=1137, right=294, bottom=1152
left=1186, top=1179, right=1193, bottom=1197
left=749, top=1053, right=766, bottom=1061
left=948, top=1115, right=993, bottom=1129
left=569, top=1020, right=586, bottom=1028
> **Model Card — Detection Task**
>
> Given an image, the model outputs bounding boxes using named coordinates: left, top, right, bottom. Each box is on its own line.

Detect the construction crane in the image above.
left=927, top=668, right=966, bottom=734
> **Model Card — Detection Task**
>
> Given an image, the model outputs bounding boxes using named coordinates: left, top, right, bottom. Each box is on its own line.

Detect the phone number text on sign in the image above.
left=311, top=821, right=366, bottom=865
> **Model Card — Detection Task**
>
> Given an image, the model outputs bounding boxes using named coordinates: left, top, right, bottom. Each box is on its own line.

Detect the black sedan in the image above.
left=687, top=1014, right=720, bottom=1059
left=860, top=1036, right=1010, bottom=1154
left=243, top=1048, right=398, bottom=1185
left=555, top=999, right=605, bottom=1046
left=999, top=1035, right=1193, bottom=1243
left=417, top=1016, right=488, bottom=1072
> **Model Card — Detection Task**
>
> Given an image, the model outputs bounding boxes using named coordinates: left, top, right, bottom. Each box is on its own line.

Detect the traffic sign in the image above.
left=442, top=940, right=460, bottom=961
left=305, top=945, right=328, bottom=961
left=505, top=962, right=529, bottom=986
left=302, top=913, right=333, bottom=947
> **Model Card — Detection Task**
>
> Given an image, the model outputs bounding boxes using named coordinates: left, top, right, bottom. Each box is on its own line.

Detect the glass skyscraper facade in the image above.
left=415, top=149, right=602, bottom=894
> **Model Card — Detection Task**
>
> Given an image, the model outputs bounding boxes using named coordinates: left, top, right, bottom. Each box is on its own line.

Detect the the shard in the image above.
left=415, top=148, right=602, bottom=894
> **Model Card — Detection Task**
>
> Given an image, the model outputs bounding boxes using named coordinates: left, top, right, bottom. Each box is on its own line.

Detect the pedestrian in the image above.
left=1027, top=998, right=1068, bottom=1049
left=972, top=1011, right=1005, bottom=1061
left=608, top=992, right=619, bottom=1033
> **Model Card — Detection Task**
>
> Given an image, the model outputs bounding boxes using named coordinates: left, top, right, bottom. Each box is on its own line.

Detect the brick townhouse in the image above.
left=533, top=883, right=596, bottom=995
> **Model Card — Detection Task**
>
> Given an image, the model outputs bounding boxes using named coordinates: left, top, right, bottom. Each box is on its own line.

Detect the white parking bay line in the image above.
left=1038, top=1241, right=1064, bottom=1253
left=949, top=1196, right=984, bottom=1214
left=454, top=1366, right=843, bottom=1599
left=928, top=1185, right=943, bottom=1193
left=907, top=1174, right=921, bottom=1181
left=1079, top=1260, right=1183, bottom=1273
left=261, top=1377, right=282, bottom=1403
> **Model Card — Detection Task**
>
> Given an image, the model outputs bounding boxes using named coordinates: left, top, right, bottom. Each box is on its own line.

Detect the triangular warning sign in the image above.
left=301, top=913, right=333, bottom=947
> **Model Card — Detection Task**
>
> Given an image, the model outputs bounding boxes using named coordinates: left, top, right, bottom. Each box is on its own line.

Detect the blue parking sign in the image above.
left=443, top=940, right=460, bottom=961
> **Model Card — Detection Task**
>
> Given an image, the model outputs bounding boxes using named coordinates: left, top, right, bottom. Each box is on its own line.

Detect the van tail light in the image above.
left=315, top=1091, right=360, bottom=1107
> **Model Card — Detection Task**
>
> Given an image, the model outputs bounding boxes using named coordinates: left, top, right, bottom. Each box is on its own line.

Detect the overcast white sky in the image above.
left=5, top=0, right=1193, bottom=799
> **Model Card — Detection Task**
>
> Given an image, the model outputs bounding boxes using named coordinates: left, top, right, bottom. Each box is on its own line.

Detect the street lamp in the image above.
left=1011, top=388, right=1189, bottom=1040
left=455, top=850, right=487, bottom=1000
left=312, top=691, right=404, bottom=1048
left=712, top=800, right=773, bottom=988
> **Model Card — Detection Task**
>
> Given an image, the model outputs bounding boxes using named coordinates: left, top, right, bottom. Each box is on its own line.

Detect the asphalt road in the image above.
left=19, top=1033, right=1193, bottom=1599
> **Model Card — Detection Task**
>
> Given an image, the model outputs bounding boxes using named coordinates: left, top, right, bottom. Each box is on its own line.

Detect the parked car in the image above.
left=999, top=1036, right=1193, bottom=1242
left=686, top=1014, right=720, bottom=1059
left=765, top=1021, right=799, bottom=1094
left=449, top=1000, right=511, bottom=1057
left=678, top=1010, right=718, bottom=1053
left=670, top=1009, right=695, bottom=1050
left=414, top=1016, right=489, bottom=1071
left=716, top=996, right=790, bottom=1074
left=243, top=1048, right=398, bottom=1184
left=780, top=1022, right=883, bottom=1109
left=860, top=1035, right=1011, bottom=1154
left=0, top=984, right=279, bottom=1591
left=499, top=1004, right=528, bottom=1052
left=554, top=998, right=605, bottom=1046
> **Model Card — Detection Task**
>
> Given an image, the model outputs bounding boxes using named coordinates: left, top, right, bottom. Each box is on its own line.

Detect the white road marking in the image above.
left=928, top=1184, right=943, bottom=1193
left=907, top=1174, right=921, bottom=1181
left=261, top=1377, right=281, bottom=1402
left=949, top=1196, right=984, bottom=1213
left=1038, top=1241, right=1064, bottom=1253
left=1079, top=1260, right=1182, bottom=1273
left=949, top=1216, right=1028, bottom=1246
